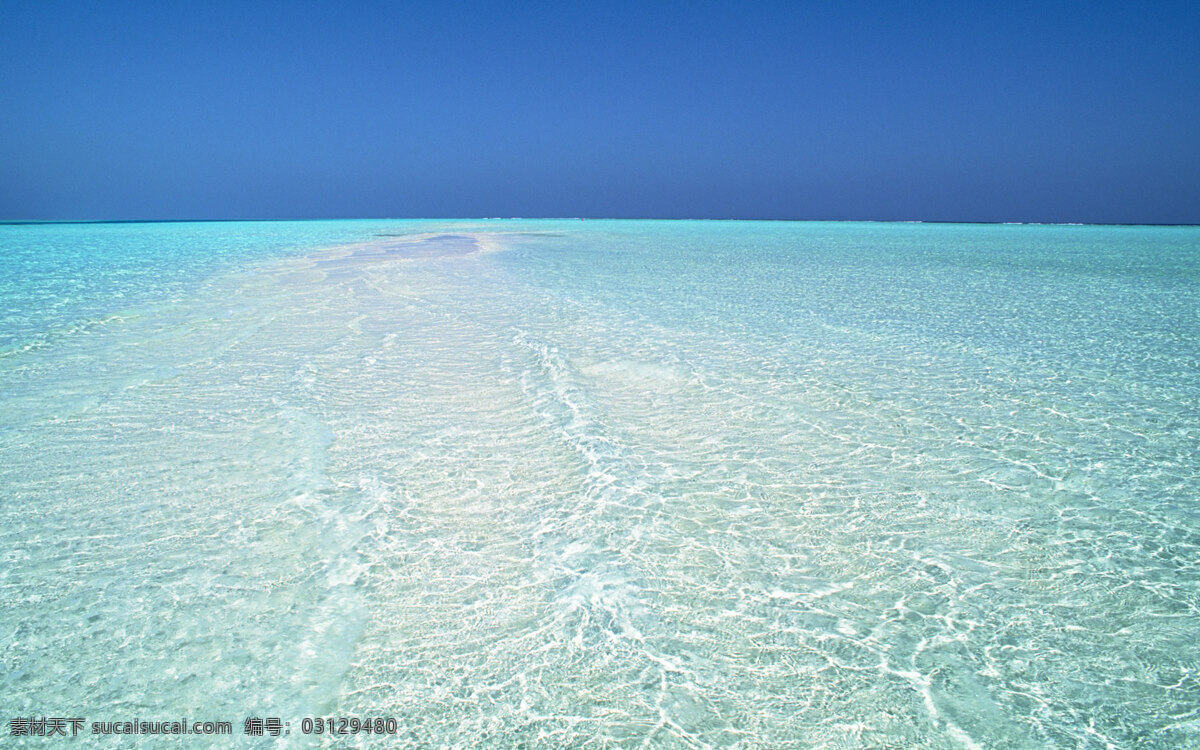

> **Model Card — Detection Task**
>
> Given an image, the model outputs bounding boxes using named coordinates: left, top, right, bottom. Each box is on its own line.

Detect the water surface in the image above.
left=2, top=220, right=1198, bottom=747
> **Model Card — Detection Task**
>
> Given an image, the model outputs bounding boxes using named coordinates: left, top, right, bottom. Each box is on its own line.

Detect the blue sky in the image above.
left=2, top=0, right=1198, bottom=222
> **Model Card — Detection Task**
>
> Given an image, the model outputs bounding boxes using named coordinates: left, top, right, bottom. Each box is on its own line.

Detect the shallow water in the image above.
left=2, top=220, right=1198, bottom=747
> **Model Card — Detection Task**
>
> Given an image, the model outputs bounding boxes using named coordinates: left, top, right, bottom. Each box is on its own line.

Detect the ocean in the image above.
left=2, top=220, right=1198, bottom=747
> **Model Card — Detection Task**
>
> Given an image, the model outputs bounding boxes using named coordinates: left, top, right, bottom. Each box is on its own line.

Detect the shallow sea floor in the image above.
left=2, top=220, right=1199, bottom=747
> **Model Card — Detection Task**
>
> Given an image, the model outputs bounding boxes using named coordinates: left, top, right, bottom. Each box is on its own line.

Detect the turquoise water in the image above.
left=2, top=220, right=1198, bottom=747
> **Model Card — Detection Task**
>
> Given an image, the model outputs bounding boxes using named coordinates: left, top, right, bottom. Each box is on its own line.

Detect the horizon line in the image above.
left=3, top=217, right=1200, bottom=228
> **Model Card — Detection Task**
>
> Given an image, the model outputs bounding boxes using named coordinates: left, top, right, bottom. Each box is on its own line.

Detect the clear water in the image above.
left=2, top=220, right=1198, bottom=747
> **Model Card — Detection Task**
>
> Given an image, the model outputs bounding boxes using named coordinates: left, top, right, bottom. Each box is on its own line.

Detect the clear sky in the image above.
left=2, top=0, right=1198, bottom=223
